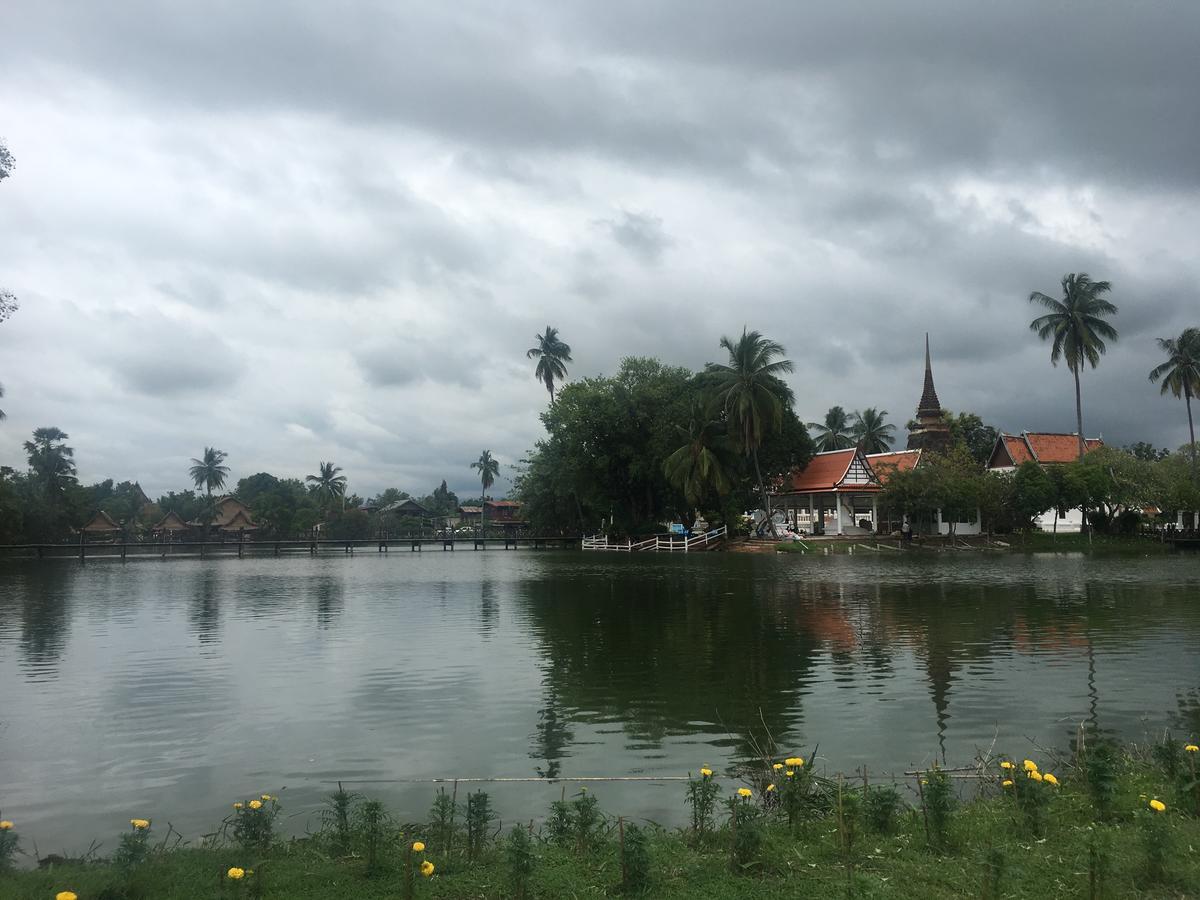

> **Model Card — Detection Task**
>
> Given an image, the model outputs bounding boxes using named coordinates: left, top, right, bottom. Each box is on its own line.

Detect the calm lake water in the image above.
left=1, top=551, right=1198, bottom=850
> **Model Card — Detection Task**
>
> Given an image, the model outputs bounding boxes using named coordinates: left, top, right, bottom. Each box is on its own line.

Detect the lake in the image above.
left=1, top=551, right=1198, bottom=851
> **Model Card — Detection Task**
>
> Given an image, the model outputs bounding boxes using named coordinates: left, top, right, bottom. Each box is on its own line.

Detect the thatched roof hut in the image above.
left=81, top=509, right=122, bottom=534
left=152, top=511, right=188, bottom=532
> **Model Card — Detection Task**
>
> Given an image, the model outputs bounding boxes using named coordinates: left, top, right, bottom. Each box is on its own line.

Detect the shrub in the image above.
left=545, top=792, right=574, bottom=848
left=1082, top=740, right=1119, bottom=822
left=920, top=768, right=954, bottom=852
left=465, top=790, right=495, bottom=862
left=113, top=819, right=152, bottom=869
left=619, top=820, right=651, bottom=895
left=354, top=799, right=395, bottom=877
left=572, top=788, right=602, bottom=855
left=230, top=795, right=279, bottom=855
left=428, top=787, right=459, bottom=857
left=864, top=786, right=902, bottom=833
left=321, top=783, right=360, bottom=857
left=0, top=816, right=19, bottom=871
left=685, top=768, right=721, bottom=837
left=726, top=790, right=762, bottom=872
left=505, top=824, right=534, bottom=900
left=1141, top=799, right=1170, bottom=883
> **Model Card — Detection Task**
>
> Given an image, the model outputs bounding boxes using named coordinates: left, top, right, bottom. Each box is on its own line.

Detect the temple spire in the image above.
left=918, top=332, right=941, bottom=414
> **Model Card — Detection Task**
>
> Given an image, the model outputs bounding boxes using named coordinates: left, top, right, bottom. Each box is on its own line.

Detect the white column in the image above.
left=872, top=496, right=879, bottom=534
left=834, top=492, right=843, bottom=535
left=808, top=494, right=816, bottom=533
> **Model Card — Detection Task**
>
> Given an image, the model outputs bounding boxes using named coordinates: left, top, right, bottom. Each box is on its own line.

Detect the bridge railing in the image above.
left=581, top=525, right=728, bottom=553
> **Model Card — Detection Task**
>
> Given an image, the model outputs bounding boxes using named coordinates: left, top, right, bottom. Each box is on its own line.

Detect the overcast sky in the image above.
left=2, top=1, right=1198, bottom=500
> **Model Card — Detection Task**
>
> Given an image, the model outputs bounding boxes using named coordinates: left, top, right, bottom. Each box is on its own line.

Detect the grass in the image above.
left=3, top=752, right=1198, bottom=899
left=773, top=532, right=1172, bottom=555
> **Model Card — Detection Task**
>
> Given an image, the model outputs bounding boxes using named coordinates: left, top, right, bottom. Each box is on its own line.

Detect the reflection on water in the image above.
left=1, top=552, right=1198, bottom=850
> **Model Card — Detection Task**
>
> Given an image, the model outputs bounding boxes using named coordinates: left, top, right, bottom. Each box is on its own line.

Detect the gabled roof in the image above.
left=218, top=509, right=258, bottom=531
left=82, top=509, right=122, bottom=532
left=382, top=498, right=429, bottom=515
left=485, top=500, right=522, bottom=508
left=783, top=448, right=881, bottom=493
left=866, top=449, right=921, bottom=484
left=988, top=432, right=1103, bottom=468
left=458, top=506, right=483, bottom=514
left=152, top=511, right=189, bottom=531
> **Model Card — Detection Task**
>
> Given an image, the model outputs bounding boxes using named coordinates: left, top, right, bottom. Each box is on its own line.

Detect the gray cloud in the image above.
left=0, top=1, right=1197, bottom=499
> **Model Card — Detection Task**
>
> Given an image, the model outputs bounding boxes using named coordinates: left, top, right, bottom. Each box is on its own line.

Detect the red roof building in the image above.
left=865, top=449, right=922, bottom=484
left=987, top=432, right=1103, bottom=470
left=772, top=448, right=883, bottom=535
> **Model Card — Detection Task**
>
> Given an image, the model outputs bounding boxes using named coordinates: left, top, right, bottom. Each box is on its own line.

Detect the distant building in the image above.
left=986, top=431, right=1104, bottom=532
left=189, top=496, right=259, bottom=533
left=772, top=447, right=883, bottom=535
left=458, top=501, right=526, bottom=528
left=80, top=509, right=122, bottom=541
left=380, top=498, right=431, bottom=518
left=151, top=511, right=189, bottom=540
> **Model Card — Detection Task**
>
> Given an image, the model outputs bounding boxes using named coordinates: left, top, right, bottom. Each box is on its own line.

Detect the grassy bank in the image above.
left=3, top=744, right=1199, bottom=899
left=773, top=532, right=1172, bottom=555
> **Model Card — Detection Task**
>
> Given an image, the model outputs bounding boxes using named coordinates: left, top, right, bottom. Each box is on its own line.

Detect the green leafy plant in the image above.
left=619, top=819, right=651, bottom=894
left=354, top=798, right=394, bottom=877
left=835, top=782, right=861, bottom=895
left=980, top=846, right=1005, bottom=900
left=505, top=824, right=535, bottom=900
left=428, top=787, right=459, bottom=857
left=572, top=788, right=602, bottom=856
left=229, top=795, right=279, bottom=855
left=465, top=790, right=495, bottom=862
left=321, top=782, right=360, bottom=858
left=1082, top=740, right=1119, bottom=822
left=726, top=790, right=762, bottom=872
left=1141, top=800, right=1170, bottom=883
left=113, top=819, right=152, bottom=869
left=685, top=768, right=721, bottom=837
left=919, top=767, right=954, bottom=852
left=864, top=786, right=902, bottom=833
left=0, top=815, right=20, bottom=871
left=1088, top=828, right=1111, bottom=900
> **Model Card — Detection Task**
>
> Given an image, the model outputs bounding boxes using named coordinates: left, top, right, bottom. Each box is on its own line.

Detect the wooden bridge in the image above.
left=581, top=525, right=728, bottom=553
left=0, top=535, right=581, bottom=561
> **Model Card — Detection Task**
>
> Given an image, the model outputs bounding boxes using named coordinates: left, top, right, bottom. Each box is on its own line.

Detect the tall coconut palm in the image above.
left=471, top=449, right=501, bottom=532
left=307, top=461, right=348, bottom=510
left=663, top=408, right=736, bottom=509
left=808, top=406, right=856, bottom=451
left=1029, top=273, right=1119, bottom=459
left=1149, top=326, right=1200, bottom=479
left=0, top=382, right=6, bottom=420
left=526, top=326, right=572, bottom=402
left=705, top=327, right=795, bottom=538
left=189, top=447, right=230, bottom=527
left=24, top=426, right=76, bottom=495
left=851, top=407, right=896, bottom=454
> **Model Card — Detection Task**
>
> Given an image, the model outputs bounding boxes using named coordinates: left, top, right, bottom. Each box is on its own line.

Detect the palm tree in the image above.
left=189, top=447, right=230, bottom=528
left=663, top=408, right=736, bottom=509
left=24, top=426, right=76, bottom=494
left=1029, top=273, right=1119, bottom=459
left=526, top=326, right=572, bottom=402
left=851, top=407, right=896, bottom=454
left=471, top=449, right=501, bottom=532
left=0, top=382, right=6, bottom=420
left=1149, top=326, right=1200, bottom=479
left=307, top=461, right=348, bottom=509
left=705, top=327, right=795, bottom=538
left=808, top=406, right=856, bottom=451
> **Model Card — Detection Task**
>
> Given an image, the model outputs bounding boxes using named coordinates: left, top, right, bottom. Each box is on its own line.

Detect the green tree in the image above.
left=809, top=406, right=856, bottom=451
left=662, top=407, right=735, bottom=510
left=0, top=139, right=13, bottom=182
left=1046, top=463, right=1088, bottom=538
left=851, top=407, right=895, bottom=453
left=24, top=427, right=77, bottom=496
left=188, top=447, right=230, bottom=530
left=705, top=328, right=795, bottom=538
left=1149, top=327, right=1200, bottom=480
left=1125, top=441, right=1170, bottom=462
left=0, top=382, right=6, bottom=421
left=306, top=461, right=348, bottom=510
left=1011, top=461, right=1056, bottom=533
left=1028, top=273, right=1120, bottom=460
left=526, top=326, right=572, bottom=403
left=945, top=411, right=1000, bottom=466
left=471, top=450, right=500, bottom=531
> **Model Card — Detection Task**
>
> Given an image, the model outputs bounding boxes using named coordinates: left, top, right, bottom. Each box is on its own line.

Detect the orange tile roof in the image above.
left=1025, top=433, right=1103, bottom=463
left=1001, top=434, right=1033, bottom=465
left=787, top=448, right=872, bottom=492
left=866, top=450, right=921, bottom=484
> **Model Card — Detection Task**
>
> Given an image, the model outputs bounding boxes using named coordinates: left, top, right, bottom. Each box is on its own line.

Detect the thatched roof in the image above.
left=81, top=509, right=122, bottom=533
left=152, top=511, right=188, bottom=531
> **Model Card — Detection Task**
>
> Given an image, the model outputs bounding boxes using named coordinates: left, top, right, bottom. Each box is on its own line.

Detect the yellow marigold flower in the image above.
left=0, top=820, right=12, bottom=830
left=412, top=841, right=425, bottom=852
left=1149, top=799, right=1166, bottom=813
left=772, top=763, right=783, bottom=771
left=1043, top=773, right=1058, bottom=786
left=261, top=794, right=272, bottom=801
left=1186, top=744, right=1199, bottom=753
left=420, top=860, right=435, bottom=877
left=699, top=767, right=713, bottom=777
left=248, top=800, right=263, bottom=810
left=1028, top=770, right=1043, bottom=782
left=999, top=761, right=1014, bottom=770
left=130, top=818, right=150, bottom=830
left=56, top=893, right=78, bottom=900
left=233, top=802, right=243, bottom=810
left=1002, top=779, right=1014, bottom=788
left=766, top=784, right=776, bottom=792
left=227, top=867, right=245, bottom=880
left=785, top=757, right=804, bottom=767
left=737, top=787, right=752, bottom=798
left=785, top=770, right=794, bottom=777
left=1022, top=759, right=1038, bottom=772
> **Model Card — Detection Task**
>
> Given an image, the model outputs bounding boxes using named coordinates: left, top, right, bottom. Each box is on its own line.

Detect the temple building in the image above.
left=906, top=334, right=953, bottom=452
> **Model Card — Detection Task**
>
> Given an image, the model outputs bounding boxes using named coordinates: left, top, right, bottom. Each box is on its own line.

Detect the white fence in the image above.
left=581, top=525, right=728, bottom=553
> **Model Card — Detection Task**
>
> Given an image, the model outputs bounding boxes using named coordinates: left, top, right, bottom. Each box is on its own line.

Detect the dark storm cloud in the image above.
left=1, top=1, right=1198, bottom=496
